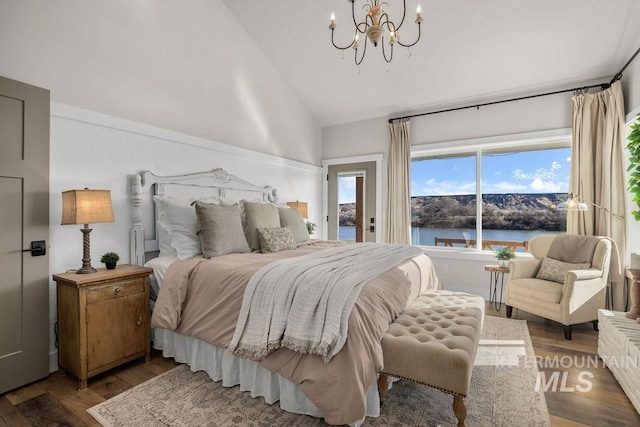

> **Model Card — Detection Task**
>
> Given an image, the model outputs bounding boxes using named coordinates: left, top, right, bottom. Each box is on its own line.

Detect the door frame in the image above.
left=322, top=154, right=384, bottom=242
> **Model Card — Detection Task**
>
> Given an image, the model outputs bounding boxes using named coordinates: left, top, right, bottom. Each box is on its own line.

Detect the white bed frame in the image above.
left=130, top=168, right=278, bottom=265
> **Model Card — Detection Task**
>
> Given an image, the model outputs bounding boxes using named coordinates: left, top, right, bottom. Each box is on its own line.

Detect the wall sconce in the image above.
left=61, top=189, right=115, bottom=274
left=287, top=201, right=308, bottom=219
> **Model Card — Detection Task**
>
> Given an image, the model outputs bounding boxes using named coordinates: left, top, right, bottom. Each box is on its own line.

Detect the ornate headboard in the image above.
left=130, top=168, right=278, bottom=266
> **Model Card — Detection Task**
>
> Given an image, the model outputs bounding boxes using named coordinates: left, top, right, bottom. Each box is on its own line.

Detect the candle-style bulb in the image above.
left=415, top=4, right=423, bottom=23
left=329, top=11, right=336, bottom=30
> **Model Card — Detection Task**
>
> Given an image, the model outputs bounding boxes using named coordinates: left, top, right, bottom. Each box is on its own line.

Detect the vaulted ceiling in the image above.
left=223, top=0, right=640, bottom=127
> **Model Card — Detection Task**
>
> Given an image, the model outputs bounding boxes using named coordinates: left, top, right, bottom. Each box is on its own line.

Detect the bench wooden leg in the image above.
left=377, top=374, right=389, bottom=402
left=452, top=395, right=467, bottom=427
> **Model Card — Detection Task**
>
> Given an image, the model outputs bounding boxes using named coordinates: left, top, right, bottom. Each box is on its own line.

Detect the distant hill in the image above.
left=340, top=193, right=568, bottom=231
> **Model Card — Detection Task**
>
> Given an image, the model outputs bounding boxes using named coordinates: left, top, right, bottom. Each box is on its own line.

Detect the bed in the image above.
left=130, top=168, right=439, bottom=425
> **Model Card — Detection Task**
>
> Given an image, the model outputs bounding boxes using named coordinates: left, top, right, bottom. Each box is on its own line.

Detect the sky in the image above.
left=338, top=147, right=571, bottom=203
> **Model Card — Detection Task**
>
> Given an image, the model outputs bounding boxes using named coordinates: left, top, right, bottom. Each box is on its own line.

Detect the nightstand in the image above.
left=53, top=264, right=153, bottom=390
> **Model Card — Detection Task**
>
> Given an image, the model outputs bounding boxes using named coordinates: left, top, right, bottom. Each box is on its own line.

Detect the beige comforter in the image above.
left=151, top=241, right=438, bottom=425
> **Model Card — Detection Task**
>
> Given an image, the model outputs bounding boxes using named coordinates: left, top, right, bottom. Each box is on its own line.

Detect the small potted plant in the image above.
left=100, top=252, right=120, bottom=270
left=306, top=221, right=317, bottom=236
left=494, top=246, right=515, bottom=268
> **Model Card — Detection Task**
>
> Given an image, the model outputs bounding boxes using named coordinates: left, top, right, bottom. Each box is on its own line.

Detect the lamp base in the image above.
left=76, top=225, right=97, bottom=274
left=76, top=265, right=97, bottom=274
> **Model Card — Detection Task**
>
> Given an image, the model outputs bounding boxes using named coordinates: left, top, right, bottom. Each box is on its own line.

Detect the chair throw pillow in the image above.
left=257, top=226, right=297, bottom=253
left=536, top=256, right=591, bottom=284
left=193, top=201, right=250, bottom=258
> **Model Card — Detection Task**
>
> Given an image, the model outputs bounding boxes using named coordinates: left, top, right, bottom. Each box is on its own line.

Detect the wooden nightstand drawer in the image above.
left=86, top=279, right=144, bottom=304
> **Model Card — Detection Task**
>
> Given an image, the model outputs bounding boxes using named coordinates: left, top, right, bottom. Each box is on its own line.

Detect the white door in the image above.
left=0, top=76, right=50, bottom=393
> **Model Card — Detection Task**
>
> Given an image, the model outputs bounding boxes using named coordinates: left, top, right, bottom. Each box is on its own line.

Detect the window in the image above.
left=411, top=154, right=477, bottom=246
left=411, top=142, right=569, bottom=251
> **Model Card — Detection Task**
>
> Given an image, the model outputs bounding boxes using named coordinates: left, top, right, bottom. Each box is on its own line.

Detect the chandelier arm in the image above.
left=331, top=29, right=356, bottom=50
left=351, top=0, right=359, bottom=29
left=381, top=15, right=396, bottom=32
left=381, top=39, right=393, bottom=63
left=355, top=37, right=368, bottom=65
left=395, top=0, right=408, bottom=31
left=396, top=22, right=421, bottom=48
left=356, top=21, right=369, bottom=34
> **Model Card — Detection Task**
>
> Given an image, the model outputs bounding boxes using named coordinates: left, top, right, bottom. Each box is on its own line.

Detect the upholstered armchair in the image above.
left=506, top=235, right=612, bottom=340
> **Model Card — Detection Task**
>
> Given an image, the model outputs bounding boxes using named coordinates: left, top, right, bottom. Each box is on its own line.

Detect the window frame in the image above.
left=410, top=130, right=571, bottom=253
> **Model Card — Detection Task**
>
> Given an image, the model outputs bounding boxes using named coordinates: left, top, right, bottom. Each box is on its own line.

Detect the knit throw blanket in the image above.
left=228, top=243, right=423, bottom=363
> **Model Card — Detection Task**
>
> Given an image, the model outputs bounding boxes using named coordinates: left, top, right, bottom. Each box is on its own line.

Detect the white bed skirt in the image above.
left=152, top=328, right=381, bottom=426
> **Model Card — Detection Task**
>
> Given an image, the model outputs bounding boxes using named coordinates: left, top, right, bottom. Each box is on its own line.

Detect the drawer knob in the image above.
left=113, top=287, right=121, bottom=295
left=136, top=318, right=142, bottom=326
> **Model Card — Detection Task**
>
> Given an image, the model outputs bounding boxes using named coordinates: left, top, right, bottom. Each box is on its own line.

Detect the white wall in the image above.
left=47, top=104, right=322, bottom=371
left=623, top=53, right=640, bottom=117
left=0, top=0, right=321, bottom=165
left=0, top=0, right=325, bottom=371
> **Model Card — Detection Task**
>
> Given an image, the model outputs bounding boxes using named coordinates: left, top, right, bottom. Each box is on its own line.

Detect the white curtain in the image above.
left=569, top=80, right=626, bottom=310
left=385, top=120, right=411, bottom=244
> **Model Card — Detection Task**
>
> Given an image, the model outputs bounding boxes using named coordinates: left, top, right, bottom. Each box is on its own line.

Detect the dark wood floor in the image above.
left=1, top=304, right=639, bottom=426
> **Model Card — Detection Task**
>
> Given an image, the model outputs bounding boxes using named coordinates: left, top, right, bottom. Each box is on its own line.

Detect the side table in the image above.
left=484, top=264, right=509, bottom=311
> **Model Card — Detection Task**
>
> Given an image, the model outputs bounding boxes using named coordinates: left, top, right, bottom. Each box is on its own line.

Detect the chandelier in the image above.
left=329, top=0, right=423, bottom=65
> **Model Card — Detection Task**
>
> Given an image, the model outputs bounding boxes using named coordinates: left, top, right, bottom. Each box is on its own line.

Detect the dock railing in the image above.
left=434, top=237, right=529, bottom=252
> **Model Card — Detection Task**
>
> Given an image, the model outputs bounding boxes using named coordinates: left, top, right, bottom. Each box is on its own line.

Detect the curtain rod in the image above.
left=387, top=83, right=607, bottom=123
left=389, top=44, right=640, bottom=124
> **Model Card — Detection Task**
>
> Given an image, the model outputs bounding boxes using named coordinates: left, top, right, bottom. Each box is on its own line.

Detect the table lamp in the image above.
left=61, top=189, right=115, bottom=274
left=286, top=201, right=308, bottom=219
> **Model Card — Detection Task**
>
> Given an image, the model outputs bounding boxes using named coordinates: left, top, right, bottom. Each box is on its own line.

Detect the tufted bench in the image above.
left=378, top=290, right=485, bottom=427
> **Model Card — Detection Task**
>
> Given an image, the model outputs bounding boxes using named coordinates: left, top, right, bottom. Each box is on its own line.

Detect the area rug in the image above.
left=88, top=316, right=550, bottom=426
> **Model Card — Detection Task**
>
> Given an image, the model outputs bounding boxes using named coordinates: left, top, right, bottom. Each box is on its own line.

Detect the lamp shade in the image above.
left=287, top=201, right=308, bottom=219
left=556, top=195, right=588, bottom=211
left=61, top=189, right=115, bottom=225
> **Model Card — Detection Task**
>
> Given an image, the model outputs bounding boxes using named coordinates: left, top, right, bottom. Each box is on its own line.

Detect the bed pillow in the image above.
left=154, top=196, right=228, bottom=260
left=278, top=206, right=310, bottom=243
left=156, top=221, right=177, bottom=257
left=536, top=256, right=591, bottom=284
left=241, top=201, right=281, bottom=251
left=193, top=201, right=250, bottom=258
left=257, top=226, right=297, bottom=253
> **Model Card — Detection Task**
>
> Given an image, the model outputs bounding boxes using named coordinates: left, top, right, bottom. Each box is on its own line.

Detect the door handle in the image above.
left=22, top=240, right=46, bottom=257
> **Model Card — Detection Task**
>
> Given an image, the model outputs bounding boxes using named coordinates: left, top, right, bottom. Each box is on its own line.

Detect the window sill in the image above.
left=416, top=245, right=534, bottom=262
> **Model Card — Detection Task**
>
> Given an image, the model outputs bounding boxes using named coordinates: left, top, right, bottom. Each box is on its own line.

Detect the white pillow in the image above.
left=154, top=196, right=231, bottom=260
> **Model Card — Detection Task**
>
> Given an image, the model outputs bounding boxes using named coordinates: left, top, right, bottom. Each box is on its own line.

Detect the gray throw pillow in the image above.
left=278, top=207, right=310, bottom=242
left=193, top=201, right=250, bottom=258
left=241, top=201, right=281, bottom=251
left=257, top=226, right=297, bottom=253
left=536, top=256, right=591, bottom=284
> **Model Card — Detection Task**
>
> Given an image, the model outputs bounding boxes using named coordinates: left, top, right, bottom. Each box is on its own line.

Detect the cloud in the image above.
left=511, top=160, right=568, bottom=193
left=530, top=178, right=563, bottom=192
